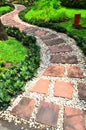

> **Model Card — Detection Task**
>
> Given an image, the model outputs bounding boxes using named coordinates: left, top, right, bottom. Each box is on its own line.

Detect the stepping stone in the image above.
left=35, top=30, right=48, bottom=37
left=64, top=107, right=86, bottom=130
left=51, top=54, right=78, bottom=64
left=36, top=101, right=59, bottom=127
left=11, top=97, right=35, bottom=120
left=24, top=27, right=38, bottom=34
left=78, top=83, right=86, bottom=101
left=43, top=65, right=65, bottom=77
left=67, top=65, right=84, bottom=78
left=41, top=34, right=58, bottom=41
left=54, top=81, right=73, bottom=99
left=30, top=79, right=50, bottom=95
left=44, top=38, right=65, bottom=46
left=49, top=45, right=72, bottom=53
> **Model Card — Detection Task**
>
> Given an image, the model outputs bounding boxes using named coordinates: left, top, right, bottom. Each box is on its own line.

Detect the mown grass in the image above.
left=0, top=6, right=13, bottom=16
left=59, top=7, right=86, bottom=40
left=0, top=37, right=27, bottom=64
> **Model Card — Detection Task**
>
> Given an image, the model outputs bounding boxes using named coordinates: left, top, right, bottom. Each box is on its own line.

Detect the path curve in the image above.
left=0, top=4, right=86, bottom=130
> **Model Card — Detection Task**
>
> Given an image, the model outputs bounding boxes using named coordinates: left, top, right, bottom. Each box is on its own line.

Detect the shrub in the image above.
left=61, top=0, right=86, bottom=9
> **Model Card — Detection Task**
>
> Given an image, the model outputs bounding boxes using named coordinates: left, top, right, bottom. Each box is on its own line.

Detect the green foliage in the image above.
left=0, top=26, right=40, bottom=109
left=0, top=6, right=11, bottom=16
left=23, top=0, right=64, bottom=23
left=0, top=37, right=27, bottom=64
left=61, top=0, right=86, bottom=9
left=19, top=1, right=86, bottom=56
left=0, top=60, right=6, bottom=67
left=0, top=4, right=14, bottom=16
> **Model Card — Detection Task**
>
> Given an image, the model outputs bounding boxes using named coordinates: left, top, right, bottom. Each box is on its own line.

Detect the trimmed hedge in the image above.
left=0, top=26, right=40, bottom=109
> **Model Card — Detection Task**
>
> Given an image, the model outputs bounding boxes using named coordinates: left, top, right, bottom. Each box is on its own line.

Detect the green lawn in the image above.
left=0, top=6, right=12, bottom=16
left=0, top=37, right=27, bottom=64
left=59, top=7, right=86, bottom=40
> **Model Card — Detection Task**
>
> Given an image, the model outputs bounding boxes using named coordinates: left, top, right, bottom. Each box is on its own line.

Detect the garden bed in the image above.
left=0, top=26, right=40, bottom=109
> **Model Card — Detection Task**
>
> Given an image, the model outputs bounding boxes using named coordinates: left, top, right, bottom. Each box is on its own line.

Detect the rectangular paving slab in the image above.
left=44, top=38, right=65, bottom=46
left=41, top=34, right=58, bottom=41
left=36, top=101, right=59, bottom=127
left=49, top=45, right=72, bottom=53
left=51, top=54, right=78, bottom=64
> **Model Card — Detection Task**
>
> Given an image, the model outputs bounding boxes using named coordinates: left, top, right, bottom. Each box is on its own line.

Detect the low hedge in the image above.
left=0, top=26, right=40, bottom=109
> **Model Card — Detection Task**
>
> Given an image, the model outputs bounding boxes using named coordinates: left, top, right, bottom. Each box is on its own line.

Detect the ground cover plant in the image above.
left=19, top=0, right=86, bottom=55
left=0, top=37, right=27, bottom=75
left=0, top=37, right=27, bottom=64
left=0, top=26, right=40, bottom=109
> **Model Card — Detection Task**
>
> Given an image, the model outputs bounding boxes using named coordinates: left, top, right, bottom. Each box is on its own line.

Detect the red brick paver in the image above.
left=11, top=97, right=35, bottom=120
left=30, top=79, right=50, bottom=95
left=64, top=107, right=86, bottom=130
left=36, top=101, right=59, bottom=127
left=44, top=65, right=65, bottom=77
left=67, top=65, right=84, bottom=78
left=54, top=81, right=73, bottom=99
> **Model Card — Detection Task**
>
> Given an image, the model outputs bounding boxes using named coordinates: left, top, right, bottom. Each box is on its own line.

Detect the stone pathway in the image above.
left=0, top=4, right=86, bottom=130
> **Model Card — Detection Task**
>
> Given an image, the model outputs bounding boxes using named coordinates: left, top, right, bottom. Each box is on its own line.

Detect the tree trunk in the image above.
left=0, top=19, right=8, bottom=40
left=0, top=0, right=2, bottom=6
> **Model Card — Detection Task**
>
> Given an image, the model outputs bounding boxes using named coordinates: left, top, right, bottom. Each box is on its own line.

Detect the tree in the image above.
left=0, top=19, right=8, bottom=40
left=0, top=0, right=8, bottom=40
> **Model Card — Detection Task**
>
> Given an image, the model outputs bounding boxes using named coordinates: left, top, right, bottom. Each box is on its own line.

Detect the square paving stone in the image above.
left=36, top=101, right=59, bottom=127
left=64, top=107, right=86, bottom=130
left=54, top=81, right=73, bottom=99
left=67, top=66, right=84, bottom=78
left=43, top=65, right=65, bottom=77
left=30, top=79, right=50, bottom=95
left=11, top=97, right=35, bottom=120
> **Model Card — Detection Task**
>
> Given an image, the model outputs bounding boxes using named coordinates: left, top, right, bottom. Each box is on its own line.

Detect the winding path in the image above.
left=0, top=4, right=86, bottom=130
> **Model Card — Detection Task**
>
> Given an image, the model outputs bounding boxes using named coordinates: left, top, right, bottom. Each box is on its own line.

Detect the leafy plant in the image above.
left=0, top=26, right=40, bottom=109
left=0, top=4, right=14, bottom=16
